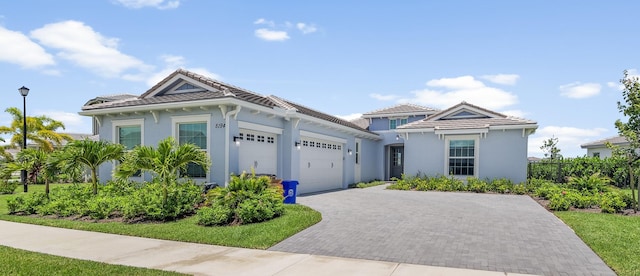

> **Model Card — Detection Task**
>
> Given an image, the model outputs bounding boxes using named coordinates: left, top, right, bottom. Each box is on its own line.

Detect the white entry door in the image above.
left=238, top=129, right=277, bottom=176
left=298, top=137, right=343, bottom=194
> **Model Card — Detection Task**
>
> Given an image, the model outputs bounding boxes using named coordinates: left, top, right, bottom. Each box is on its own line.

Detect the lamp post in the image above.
left=18, top=86, right=29, bottom=193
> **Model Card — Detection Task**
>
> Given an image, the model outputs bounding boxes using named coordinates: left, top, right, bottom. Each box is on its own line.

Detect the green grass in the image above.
left=354, top=180, right=387, bottom=188
left=0, top=183, right=322, bottom=249
left=0, top=245, right=183, bottom=275
left=556, top=211, right=640, bottom=276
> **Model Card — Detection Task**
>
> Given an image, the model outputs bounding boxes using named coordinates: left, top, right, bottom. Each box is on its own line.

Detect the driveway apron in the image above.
left=268, top=185, right=615, bottom=275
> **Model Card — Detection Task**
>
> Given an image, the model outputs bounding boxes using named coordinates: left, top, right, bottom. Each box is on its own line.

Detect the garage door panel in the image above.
left=239, top=130, right=277, bottom=175
left=299, top=137, right=343, bottom=194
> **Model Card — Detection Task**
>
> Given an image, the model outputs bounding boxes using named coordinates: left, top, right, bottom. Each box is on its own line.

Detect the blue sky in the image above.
left=0, top=1, right=637, bottom=158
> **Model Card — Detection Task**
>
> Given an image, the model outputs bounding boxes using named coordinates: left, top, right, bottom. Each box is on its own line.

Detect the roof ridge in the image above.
left=267, top=95, right=298, bottom=110
left=363, top=103, right=438, bottom=115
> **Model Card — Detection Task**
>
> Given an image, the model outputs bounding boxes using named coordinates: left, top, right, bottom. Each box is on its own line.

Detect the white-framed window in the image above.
left=445, top=135, right=479, bottom=177
left=389, top=118, right=409, bottom=129
left=593, top=152, right=600, bottom=158
left=112, top=119, right=144, bottom=177
left=172, top=115, right=210, bottom=178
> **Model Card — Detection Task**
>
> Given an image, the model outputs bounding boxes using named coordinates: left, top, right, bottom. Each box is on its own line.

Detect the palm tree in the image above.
left=116, top=136, right=210, bottom=205
left=2, top=148, right=48, bottom=185
left=0, top=107, right=73, bottom=152
left=62, top=139, right=125, bottom=195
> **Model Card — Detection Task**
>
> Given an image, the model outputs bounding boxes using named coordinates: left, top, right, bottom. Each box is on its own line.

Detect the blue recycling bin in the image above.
left=281, top=180, right=299, bottom=204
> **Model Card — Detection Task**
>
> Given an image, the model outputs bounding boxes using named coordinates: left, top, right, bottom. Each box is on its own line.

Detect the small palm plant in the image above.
left=62, top=139, right=125, bottom=195
left=115, top=137, right=210, bottom=205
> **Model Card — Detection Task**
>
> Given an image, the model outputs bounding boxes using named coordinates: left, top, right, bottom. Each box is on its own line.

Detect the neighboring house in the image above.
left=79, top=69, right=538, bottom=194
left=580, top=136, right=629, bottom=158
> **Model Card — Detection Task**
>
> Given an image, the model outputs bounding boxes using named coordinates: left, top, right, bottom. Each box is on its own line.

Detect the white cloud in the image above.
left=30, top=20, right=152, bottom=78
left=297, top=23, right=317, bottom=34
left=254, top=18, right=275, bottom=27
left=254, top=28, right=290, bottom=41
left=500, top=109, right=527, bottom=118
left=607, top=82, right=624, bottom=91
left=145, top=55, right=222, bottom=87
left=336, top=113, right=363, bottom=121
left=559, top=82, right=601, bottom=99
left=36, top=110, right=92, bottom=134
left=528, top=126, right=609, bottom=157
left=370, top=93, right=400, bottom=101
left=0, top=26, right=55, bottom=68
left=114, top=0, right=180, bottom=9
left=480, top=74, right=520, bottom=85
left=402, top=75, right=518, bottom=110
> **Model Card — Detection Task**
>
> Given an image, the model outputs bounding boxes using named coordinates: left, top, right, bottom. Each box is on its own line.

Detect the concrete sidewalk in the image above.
left=0, top=220, right=536, bottom=276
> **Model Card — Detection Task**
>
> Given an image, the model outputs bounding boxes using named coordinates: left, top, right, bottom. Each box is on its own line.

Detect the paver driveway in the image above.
left=269, top=185, right=615, bottom=275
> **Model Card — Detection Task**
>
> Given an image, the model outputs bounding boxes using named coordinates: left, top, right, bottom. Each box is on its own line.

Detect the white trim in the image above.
left=171, top=114, right=211, bottom=180
left=238, top=121, right=283, bottom=134
left=489, top=124, right=538, bottom=130
left=111, top=119, right=145, bottom=145
left=430, top=105, right=499, bottom=121
left=434, top=128, right=488, bottom=136
left=444, top=134, right=479, bottom=178
left=144, top=75, right=220, bottom=98
left=300, top=130, right=347, bottom=143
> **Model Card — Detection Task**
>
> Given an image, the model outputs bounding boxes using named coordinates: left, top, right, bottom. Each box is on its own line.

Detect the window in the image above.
left=267, top=137, right=274, bottom=144
left=446, top=136, right=477, bottom=177
left=593, top=152, right=600, bottom=158
left=389, top=119, right=397, bottom=130
left=113, top=119, right=144, bottom=177
left=173, top=115, right=210, bottom=178
left=355, top=141, right=360, bottom=164
left=389, top=118, right=408, bottom=129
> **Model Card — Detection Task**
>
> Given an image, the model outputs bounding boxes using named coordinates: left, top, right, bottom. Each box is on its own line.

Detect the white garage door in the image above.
left=298, top=137, right=343, bottom=194
left=238, top=129, right=277, bottom=176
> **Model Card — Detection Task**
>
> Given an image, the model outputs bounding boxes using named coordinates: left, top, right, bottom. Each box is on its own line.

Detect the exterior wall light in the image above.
left=233, top=136, right=242, bottom=145
left=348, top=149, right=353, bottom=155
left=294, top=141, right=301, bottom=150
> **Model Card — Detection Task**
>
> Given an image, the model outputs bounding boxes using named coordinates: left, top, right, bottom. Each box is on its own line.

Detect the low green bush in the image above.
left=548, top=193, right=572, bottom=211
left=600, top=192, right=627, bottom=213
left=0, top=180, right=18, bottom=194
left=534, top=183, right=563, bottom=199
left=467, top=177, right=489, bottom=193
left=199, top=173, right=284, bottom=226
left=567, top=173, right=610, bottom=193
left=490, top=178, right=514, bottom=194
left=354, top=181, right=386, bottom=188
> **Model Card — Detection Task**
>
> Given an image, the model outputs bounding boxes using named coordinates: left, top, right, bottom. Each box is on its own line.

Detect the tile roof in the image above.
left=398, top=102, right=537, bottom=130
left=81, top=69, right=374, bottom=135
left=269, top=96, right=375, bottom=134
left=82, top=69, right=277, bottom=111
left=350, top=118, right=370, bottom=130
left=362, top=103, right=438, bottom=116
left=580, top=135, right=629, bottom=148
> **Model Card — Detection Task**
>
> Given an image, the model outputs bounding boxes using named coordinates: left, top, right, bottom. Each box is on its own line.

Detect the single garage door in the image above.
left=238, top=129, right=277, bottom=175
left=298, top=136, right=343, bottom=194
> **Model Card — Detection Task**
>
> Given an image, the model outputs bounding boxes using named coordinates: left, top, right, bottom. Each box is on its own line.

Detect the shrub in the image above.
left=85, top=196, right=122, bottom=219
left=511, top=184, right=528, bottom=195
left=7, top=192, right=48, bottom=215
left=387, top=174, right=418, bottom=190
left=534, top=183, right=563, bottom=199
left=0, top=180, right=18, bottom=194
left=490, top=178, right=514, bottom=194
left=122, top=180, right=203, bottom=221
left=200, top=173, right=284, bottom=226
left=567, top=173, right=610, bottom=193
left=548, top=193, right=572, bottom=211
left=600, top=192, right=626, bottom=213
left=526, top=178, right=554, bottom=193
left=467, top=177, right=489, bottom=193
left=564, top=190, right=598, bottom=209
left=196, top=205, right=232, bottom=226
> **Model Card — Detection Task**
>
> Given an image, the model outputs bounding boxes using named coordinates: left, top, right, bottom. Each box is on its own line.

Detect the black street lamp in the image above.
left=18, top=86, right=29, bottom=193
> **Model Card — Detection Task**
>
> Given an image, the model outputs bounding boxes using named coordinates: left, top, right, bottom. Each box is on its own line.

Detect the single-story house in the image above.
left=79, top=69, right=538, bottom=194
left=580, top=136, right=629, bottom=158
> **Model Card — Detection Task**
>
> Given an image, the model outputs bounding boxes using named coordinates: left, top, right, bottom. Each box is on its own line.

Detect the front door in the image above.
left=390, top=146, right=404, bottom=179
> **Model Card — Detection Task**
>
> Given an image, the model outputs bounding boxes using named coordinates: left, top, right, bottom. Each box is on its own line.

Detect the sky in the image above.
left=0, top=1, right=638, bottom=158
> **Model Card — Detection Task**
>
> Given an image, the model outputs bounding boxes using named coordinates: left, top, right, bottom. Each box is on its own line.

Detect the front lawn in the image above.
left=556, top=211, right=640, bottom=276
left=0, top=184, right=322, bottom=249
left=0, top=245, right=183, bottom=275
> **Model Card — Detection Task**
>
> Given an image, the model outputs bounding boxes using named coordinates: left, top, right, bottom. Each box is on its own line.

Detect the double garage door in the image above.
left=237, top=129, right=344, bottom=194
left=298, top=136, right=343, bottom=194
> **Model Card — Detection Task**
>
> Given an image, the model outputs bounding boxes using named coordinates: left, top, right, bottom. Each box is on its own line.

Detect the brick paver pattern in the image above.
left=269, top=185, right=615, bottom=275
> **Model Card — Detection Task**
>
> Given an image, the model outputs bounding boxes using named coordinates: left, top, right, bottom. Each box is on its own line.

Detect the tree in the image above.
left=115, top=137, right=210, bottom=205
left=0, top=107, right=73, bottom=152
left=61, top=139, right=125, bottom=195
left=611, top=69, right=640, bottom=211
left=2, top=148, right=48, bottom=187
left=541, top=136, right=562, bottom=160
